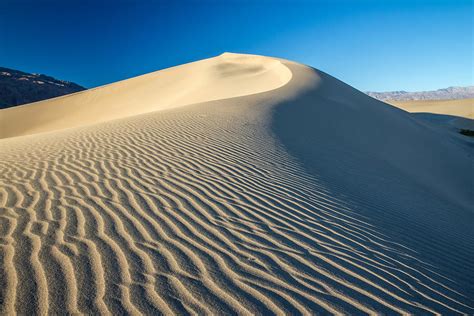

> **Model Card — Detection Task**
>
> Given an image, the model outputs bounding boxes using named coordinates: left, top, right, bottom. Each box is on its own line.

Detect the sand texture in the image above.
left=0, top=53, right=473, bottom=314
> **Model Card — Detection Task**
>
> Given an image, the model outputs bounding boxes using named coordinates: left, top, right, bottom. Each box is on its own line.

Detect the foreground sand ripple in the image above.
left=1, top=54, right=473, bottom=314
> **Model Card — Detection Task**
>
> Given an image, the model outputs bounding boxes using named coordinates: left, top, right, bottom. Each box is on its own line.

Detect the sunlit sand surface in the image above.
left=388, top=98, right=473, bottom=120
left=1, top=53, right=473, bottom=314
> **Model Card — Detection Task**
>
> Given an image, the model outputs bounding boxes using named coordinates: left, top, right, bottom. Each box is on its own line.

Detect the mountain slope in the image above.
left=0, top=53, right=473, bottom=314
left=0, top=67, right=85, bottom=109
left=367, top=86, right=474, bottom=101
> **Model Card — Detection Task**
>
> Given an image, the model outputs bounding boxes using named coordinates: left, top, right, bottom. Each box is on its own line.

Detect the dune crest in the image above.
left=0, top=53, right=473, bottom=314
left=0, top=53, right=291, bottom=139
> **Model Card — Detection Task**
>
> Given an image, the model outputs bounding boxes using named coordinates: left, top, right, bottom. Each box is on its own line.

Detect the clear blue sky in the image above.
left=0, top=0, right=472, bottom=91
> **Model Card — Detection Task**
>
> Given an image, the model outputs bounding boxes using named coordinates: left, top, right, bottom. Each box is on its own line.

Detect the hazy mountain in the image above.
left=366, top=86, right=474, bottom=101
left=0, top=67, right=85, bottom=109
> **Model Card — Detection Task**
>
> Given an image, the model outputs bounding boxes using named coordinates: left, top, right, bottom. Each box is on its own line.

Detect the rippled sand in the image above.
left=0, top=53, right=473, bottom=314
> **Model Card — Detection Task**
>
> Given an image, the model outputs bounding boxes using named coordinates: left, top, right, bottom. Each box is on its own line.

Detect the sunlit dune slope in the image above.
left=0, top=53, right=473, bottom=315
left=0, top=53, right=291, bottom=138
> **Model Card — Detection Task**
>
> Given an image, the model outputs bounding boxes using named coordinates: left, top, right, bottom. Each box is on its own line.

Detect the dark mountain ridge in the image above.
left=0, top=67, right=85, bottom=109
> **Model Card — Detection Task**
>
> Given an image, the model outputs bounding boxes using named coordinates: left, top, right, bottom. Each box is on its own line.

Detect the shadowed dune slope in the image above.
left=0, top=53, right=473, bottom=315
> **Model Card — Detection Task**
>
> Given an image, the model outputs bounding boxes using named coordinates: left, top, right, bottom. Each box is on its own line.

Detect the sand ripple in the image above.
left=0, top=54, right=473, bottom=314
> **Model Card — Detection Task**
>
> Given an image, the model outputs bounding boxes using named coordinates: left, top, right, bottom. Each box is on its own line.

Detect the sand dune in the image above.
left=0, top=53, right=291, bottom=139
left=0, top=53, right=473, bottom=314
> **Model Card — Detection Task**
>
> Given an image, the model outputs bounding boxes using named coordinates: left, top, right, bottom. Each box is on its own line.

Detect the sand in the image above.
left=388, top=98, right=474, bottom=131
left=0, top=53, right=473, bottom=314
left=388, top=98, right=474, bottom=120
left=0, top=53, right=291, bottom=139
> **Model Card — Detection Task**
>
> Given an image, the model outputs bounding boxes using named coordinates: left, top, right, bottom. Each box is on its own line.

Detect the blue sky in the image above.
left=0, top=0, right=472, bottom=91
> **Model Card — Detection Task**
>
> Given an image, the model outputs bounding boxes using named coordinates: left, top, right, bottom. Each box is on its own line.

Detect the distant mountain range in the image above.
left=366, top=86, right=474, bottom=101
left=0, top=67, right=85, bottom=109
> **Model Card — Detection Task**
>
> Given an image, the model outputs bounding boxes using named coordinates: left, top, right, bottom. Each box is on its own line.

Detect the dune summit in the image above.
left=0, top=53, right=291, bottom=139
left=0, top=53, right=473, bottom=314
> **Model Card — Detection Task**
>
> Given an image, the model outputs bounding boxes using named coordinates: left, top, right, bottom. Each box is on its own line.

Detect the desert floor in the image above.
left=389, top=98, right=473, bottom=120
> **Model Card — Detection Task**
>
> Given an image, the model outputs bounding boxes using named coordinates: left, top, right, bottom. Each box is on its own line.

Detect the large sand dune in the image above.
left=0, top=53, right=291, bottom=139
left=0, top=53, right=473, bottom=314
